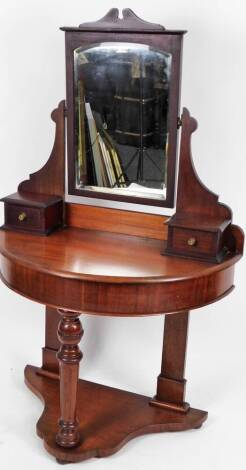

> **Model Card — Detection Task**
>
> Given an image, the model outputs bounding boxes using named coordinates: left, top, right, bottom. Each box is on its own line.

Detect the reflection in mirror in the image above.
left=74, top=42, right=172, bottom=200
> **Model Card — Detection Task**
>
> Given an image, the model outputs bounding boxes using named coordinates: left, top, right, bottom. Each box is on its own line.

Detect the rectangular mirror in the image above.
left=63, top=19, right=185, bottom=207
left=74, top=42, right=172, bottom=202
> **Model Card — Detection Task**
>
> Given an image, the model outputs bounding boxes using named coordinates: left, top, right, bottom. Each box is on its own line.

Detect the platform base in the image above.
left=24, top=365, right=208, bottom=463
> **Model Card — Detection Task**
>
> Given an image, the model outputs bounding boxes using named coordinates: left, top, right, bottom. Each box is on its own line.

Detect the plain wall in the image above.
left=0, top=1, right=245, bottom=469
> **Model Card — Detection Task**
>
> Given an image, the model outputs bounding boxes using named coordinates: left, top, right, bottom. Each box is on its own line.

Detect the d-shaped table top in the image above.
left=0, top=227, right=241, bottom=315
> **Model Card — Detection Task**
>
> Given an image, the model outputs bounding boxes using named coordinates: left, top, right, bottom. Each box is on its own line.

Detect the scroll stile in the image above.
left=176, top=108, right=231, bottom=219
left=165, top=107, right=244, bottom=259
left=18, top=100, right=66, bottom=198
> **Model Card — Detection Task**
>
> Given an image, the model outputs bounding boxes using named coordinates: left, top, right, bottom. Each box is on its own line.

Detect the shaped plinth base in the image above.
left=24, top=365, right=207, bottom=464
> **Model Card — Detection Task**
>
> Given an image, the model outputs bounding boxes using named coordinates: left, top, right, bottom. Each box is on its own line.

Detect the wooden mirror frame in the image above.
left=2, top=9, right=242, bottom=265
left=61, top=8, right=186, bottom=207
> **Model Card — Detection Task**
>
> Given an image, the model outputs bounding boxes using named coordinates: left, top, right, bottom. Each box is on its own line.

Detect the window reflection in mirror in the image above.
left=74, top=42, right=172, bottom=200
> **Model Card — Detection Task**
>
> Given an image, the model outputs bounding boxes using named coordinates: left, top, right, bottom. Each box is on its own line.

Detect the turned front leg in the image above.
left=56, top=309, right=83, bottom=448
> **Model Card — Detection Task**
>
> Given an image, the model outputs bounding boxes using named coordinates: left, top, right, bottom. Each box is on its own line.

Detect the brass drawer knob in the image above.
left=187, top=237, right=197, bottom=246
left=18, top=212, right=27, bottom=222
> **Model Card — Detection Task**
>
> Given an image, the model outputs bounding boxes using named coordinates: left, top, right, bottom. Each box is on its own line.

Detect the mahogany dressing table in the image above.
left=0, top=9, right=243, bottom=464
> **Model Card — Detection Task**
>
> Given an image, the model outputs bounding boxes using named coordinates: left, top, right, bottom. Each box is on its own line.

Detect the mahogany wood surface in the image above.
left=175, top=109, right=231, bottom=219
left=164, top=109, right=244, bottom=262
left=2, top=192, right=63, bottom=235
left=151, top=311, right=189, bottom=412
left=25, top=365, right=207, bottom=463
left=76, top=8, right=166, bottom=32
left=0, top=10, right=243, bottom=464
left=56, top=310, right=83, bottom=448
left=42, top=307, right=60, bottom=374
left=62, top=7, right=186, bottom=34
left=66, top=203, right=168, bottom=240
left=0, top=227, right=240, bottom=315
left=18, top=101, right=66, bottom=197
left=1, top=192, right=63, bottom=208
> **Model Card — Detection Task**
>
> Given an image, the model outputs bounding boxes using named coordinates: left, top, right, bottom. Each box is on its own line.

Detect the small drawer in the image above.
left=171, top=227, right=217, bottom=257
left=1, top=193, right=63, bottom=235
left=4, top=204, right=42, bottom=232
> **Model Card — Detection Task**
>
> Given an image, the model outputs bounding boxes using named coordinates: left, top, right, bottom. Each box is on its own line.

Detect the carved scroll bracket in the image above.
left=18, top=100, right=66, bottom=197
left=165, top=108, right=244, bottom=261
left=78, top=8, right=165, bottom=32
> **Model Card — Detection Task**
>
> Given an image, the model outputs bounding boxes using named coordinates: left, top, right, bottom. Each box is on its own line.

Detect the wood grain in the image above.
left=42, top=307, right=60, bottom=374
left=66, top=203, right=168, bottom=240
left=165, top=108, right=244, bottom=262
left=2, top=192, right=63, bottom=235
left=151, top=311, right=189, bottom=412
left=56, top=310, right=83, bottom=448
left=18, top=101, right=66, bottom=197
left=25, top=365, right=207, bottom=463
left=0, top=227, right=240, bottom=315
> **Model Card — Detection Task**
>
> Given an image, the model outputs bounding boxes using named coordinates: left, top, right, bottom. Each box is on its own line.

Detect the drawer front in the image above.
left=4, top=204, right=43, bottom=232
left=171, top=227, right=217, bottom=256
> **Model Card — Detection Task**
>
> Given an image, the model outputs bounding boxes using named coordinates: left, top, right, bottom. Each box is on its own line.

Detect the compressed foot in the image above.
left=56, top=419, right=81, bottom=448
left=194, top=423, right=203, bottom=429
left=56, top=458, right=71, bottom=465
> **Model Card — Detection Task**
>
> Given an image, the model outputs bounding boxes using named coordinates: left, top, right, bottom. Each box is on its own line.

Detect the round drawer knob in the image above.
left=187, top=237, right=197, bottom=246
left=18, top=212, right=27, bottom=222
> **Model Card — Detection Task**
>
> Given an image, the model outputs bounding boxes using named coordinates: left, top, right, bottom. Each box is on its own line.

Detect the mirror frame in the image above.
left=61, top=10, right=186, bottom=207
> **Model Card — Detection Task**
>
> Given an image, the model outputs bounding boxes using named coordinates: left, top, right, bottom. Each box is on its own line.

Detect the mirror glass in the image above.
left=74, top=42, right=172, bottom=200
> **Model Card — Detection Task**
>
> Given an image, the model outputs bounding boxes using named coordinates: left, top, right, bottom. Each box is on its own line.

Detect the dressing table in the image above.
left=0, top=8, right=243, bottom=464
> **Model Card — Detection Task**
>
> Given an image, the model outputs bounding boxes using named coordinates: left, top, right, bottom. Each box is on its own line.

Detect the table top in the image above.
left=0, top=227, right=239, bottom=282
left=0, top=227, right=240, bottom=315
